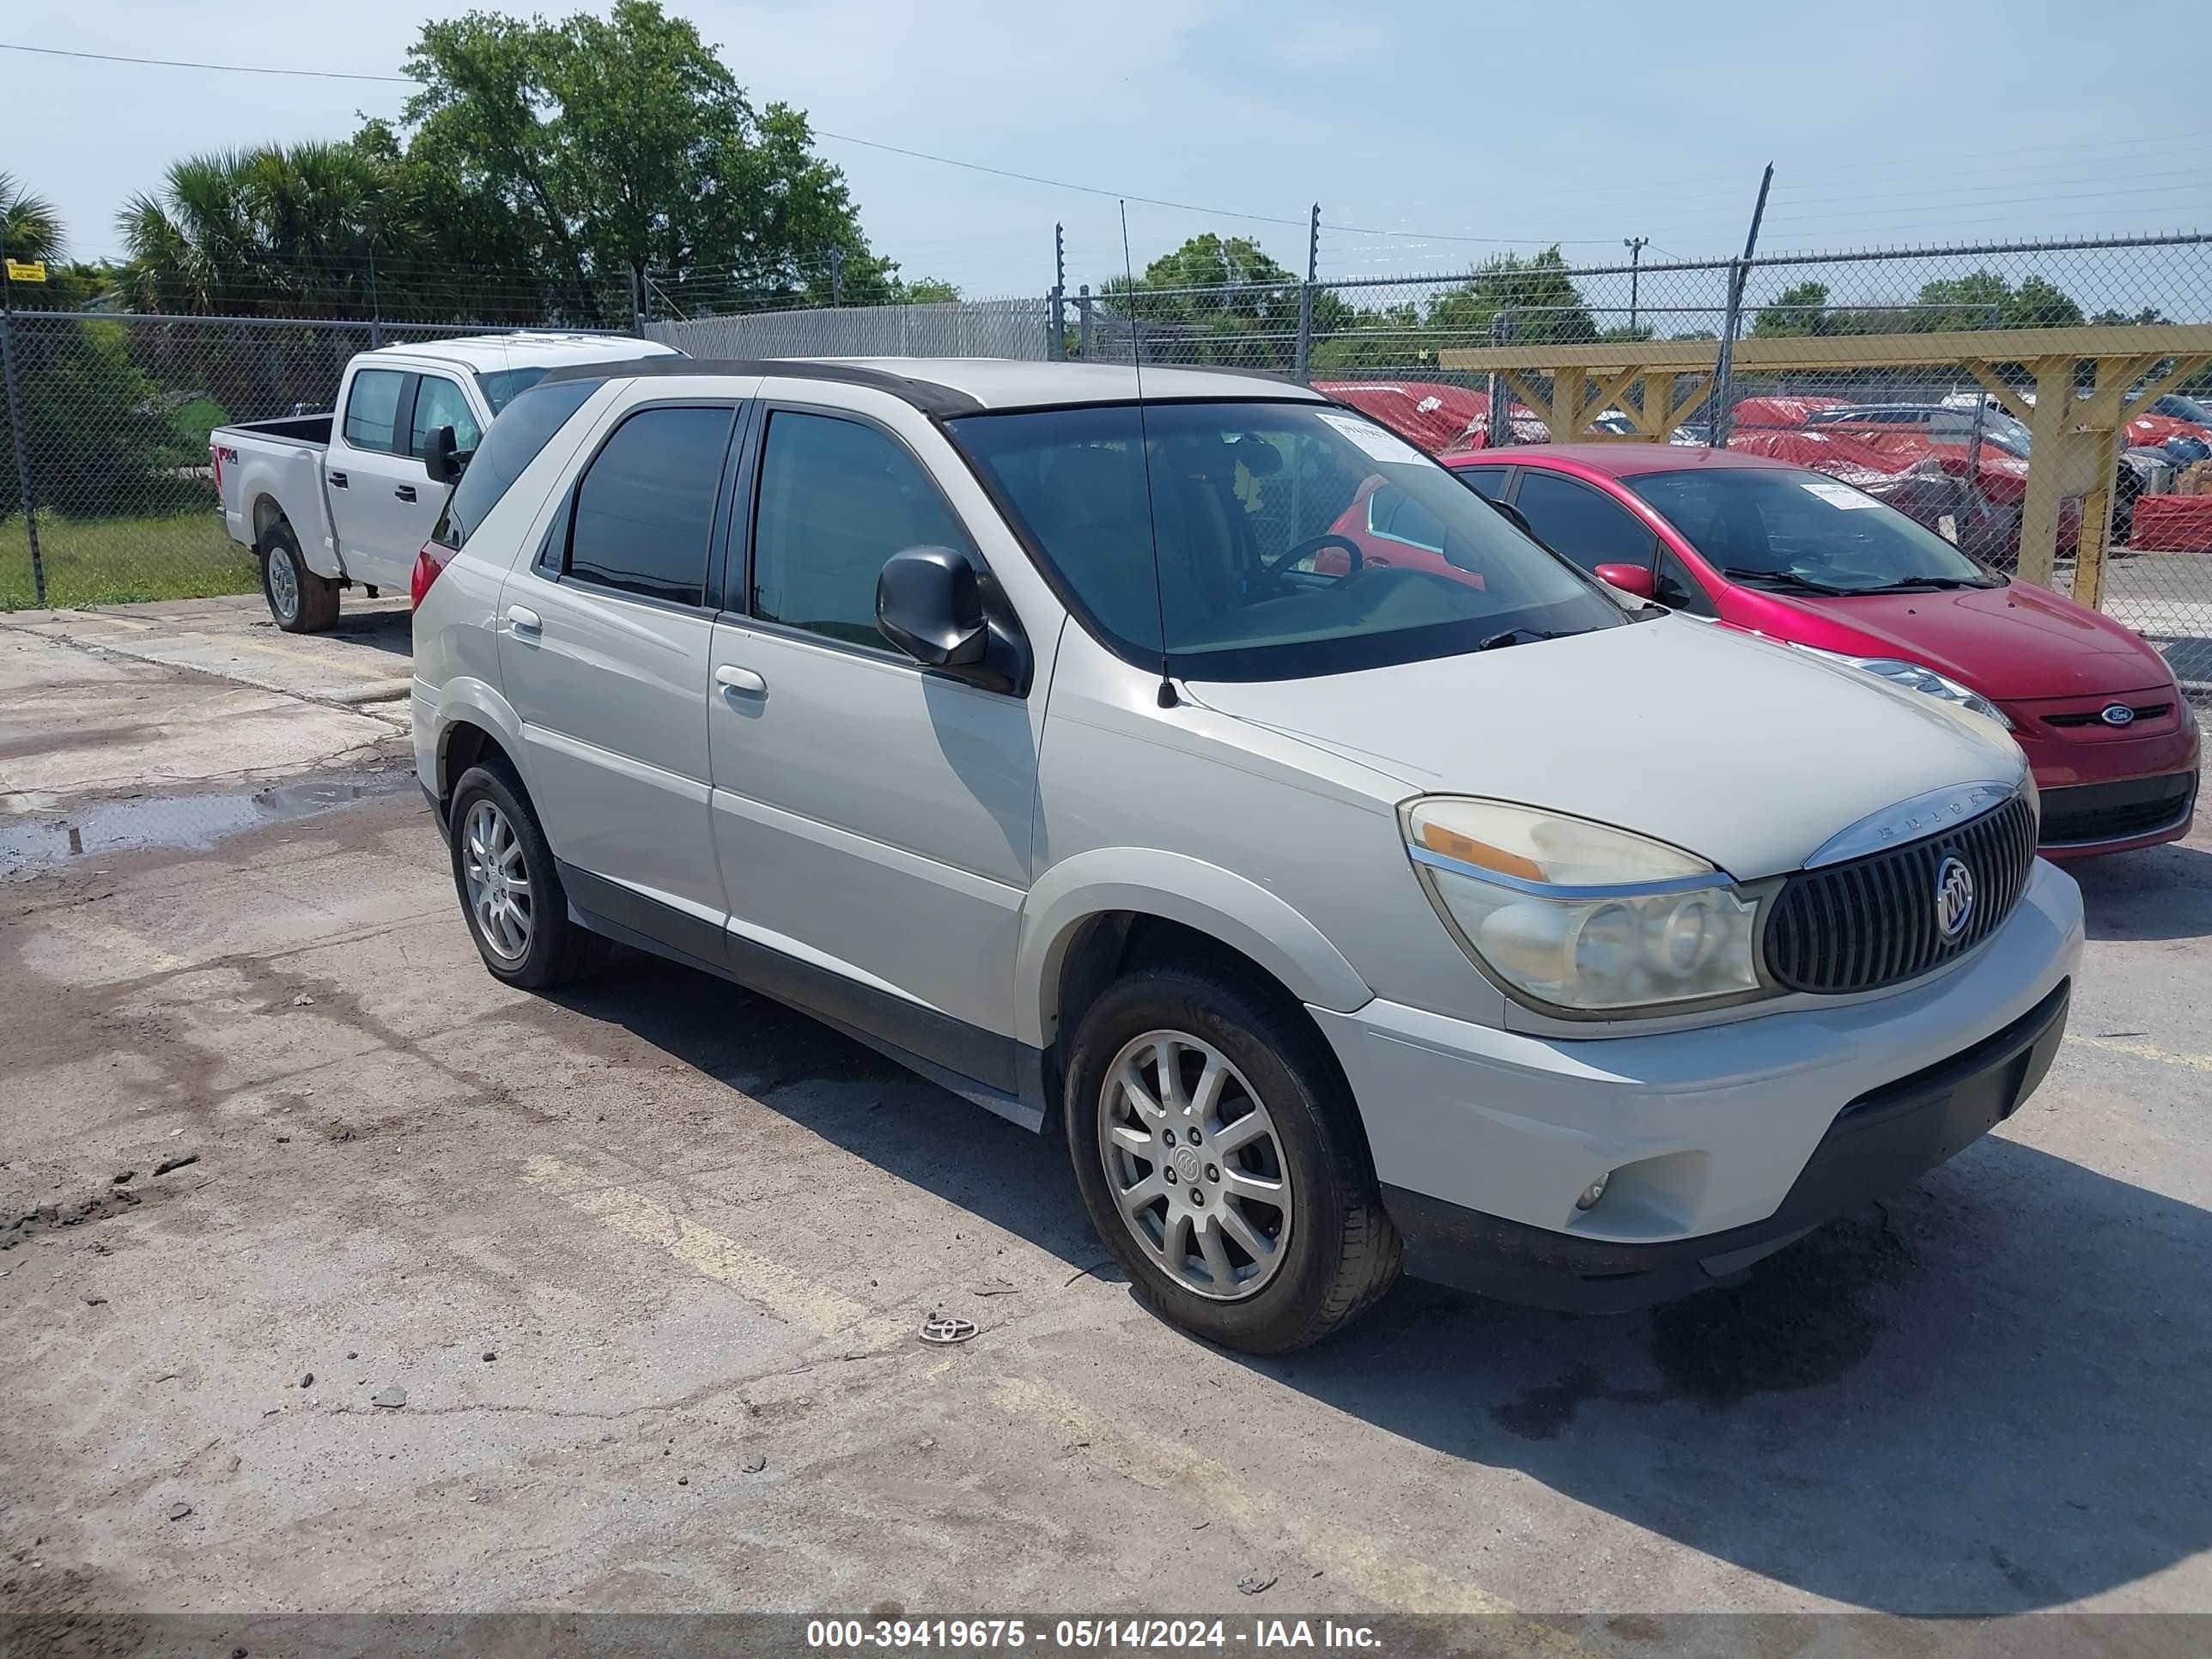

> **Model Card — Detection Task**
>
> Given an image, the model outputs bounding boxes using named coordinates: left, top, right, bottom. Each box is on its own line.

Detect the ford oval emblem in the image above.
left=2100, top=703, right=2136, bottom=726
left=1935, top=856, right=1976, bottom=942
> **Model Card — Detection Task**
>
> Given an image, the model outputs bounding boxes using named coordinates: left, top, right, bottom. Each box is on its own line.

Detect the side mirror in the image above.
left=1594, top=562, right=1656, bottom=600
left=422, top=424, right=471, bottom=487
left=1486, top=497, right=1540, bottom=542
left=877, top=545, right=988, bottom=669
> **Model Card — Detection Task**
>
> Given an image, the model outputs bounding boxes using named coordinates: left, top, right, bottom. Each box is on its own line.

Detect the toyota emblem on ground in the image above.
left=919, top=1314, right=979, bottom=1346
left=1935, top=856, right=1977, bottom=941
left=2101, top=703, right=2137, bottom=726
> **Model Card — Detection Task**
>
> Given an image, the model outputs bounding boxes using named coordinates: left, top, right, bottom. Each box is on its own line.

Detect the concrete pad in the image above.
left=0, top=628, right=405, bottom=820
left=2, top=592, right=414, bottom=707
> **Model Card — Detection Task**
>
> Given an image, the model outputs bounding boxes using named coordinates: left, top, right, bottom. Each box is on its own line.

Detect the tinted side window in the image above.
left=1655, top=550, right=1717, bottom=616
left=410, top=375, right=483, bottom=456
left=343, top=369, right=408, bottom=453
left=1511, top=471, right=1656, bottom=574
left=1455, top=466, right=1509, bottom=501
left=436, top=378, right=598, bottom=550
left=751, top=411, right=975, bottom=649
left=565, top=405, right=734, bottom=606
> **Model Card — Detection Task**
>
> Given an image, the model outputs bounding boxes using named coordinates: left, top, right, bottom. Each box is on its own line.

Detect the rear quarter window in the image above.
left=434, top=379, right=599, bottom=550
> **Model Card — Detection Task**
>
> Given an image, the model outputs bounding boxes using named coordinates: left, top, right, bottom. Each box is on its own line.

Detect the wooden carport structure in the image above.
left=1438, top=324, right=2212, bottom=608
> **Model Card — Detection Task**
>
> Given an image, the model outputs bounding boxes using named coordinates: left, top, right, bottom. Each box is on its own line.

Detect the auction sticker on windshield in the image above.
left=1316, top=410, right=1430, bottom=467
left=1801, top=479, right=1881, bottom=509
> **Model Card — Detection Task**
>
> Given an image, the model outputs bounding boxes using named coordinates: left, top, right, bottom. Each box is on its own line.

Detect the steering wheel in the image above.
left=1261, top=532, right=1364, bottom=586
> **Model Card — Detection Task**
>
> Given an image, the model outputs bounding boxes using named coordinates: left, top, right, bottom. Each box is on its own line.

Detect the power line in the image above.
left=0, top=40, right=417, bottom=83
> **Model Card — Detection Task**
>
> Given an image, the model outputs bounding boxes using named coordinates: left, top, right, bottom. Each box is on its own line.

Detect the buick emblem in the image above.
left=2100, top=703, right=2136, bottom=727
left=1935, top=856, right=1976, bottom=942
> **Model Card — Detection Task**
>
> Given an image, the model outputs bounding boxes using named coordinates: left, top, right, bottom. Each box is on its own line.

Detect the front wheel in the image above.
left=1065, top=963, right=1401, bottom=1352
left=259, top=521, right=339, bottom=633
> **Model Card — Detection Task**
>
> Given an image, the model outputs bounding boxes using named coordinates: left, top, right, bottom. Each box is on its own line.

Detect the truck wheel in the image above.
left=260, top=522, right=339, bottom=634
left=447, top=761, right=610, bottom=990
left=1064, top=963, right=1401, bottom=1353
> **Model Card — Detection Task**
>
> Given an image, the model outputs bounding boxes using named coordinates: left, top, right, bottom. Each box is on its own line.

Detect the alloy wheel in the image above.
left=1097, top=1030, right=1295, bottom=1302
left=461, top=799, right=533, bottom=963
left=266, top=544, right=300, bottom=625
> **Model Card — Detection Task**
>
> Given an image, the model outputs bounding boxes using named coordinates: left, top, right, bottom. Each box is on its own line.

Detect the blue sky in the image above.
left=9, top=0, right=2205, bottom=308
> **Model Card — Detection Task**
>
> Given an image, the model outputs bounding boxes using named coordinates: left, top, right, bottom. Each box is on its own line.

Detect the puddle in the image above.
left=0, top=769, right=419, bottom=877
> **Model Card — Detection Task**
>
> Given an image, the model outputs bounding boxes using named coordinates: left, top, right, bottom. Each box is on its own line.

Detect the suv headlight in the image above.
left=1793, top=645, right=2012, bottom=729
left=1403, top=799, right=1766, bottom=1017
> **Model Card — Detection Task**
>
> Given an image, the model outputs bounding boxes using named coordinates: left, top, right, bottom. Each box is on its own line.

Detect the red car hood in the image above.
left=1771, top=579, right=2176, bottom=702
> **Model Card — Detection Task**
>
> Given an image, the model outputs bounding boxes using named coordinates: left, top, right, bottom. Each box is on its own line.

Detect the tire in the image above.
left=259, top=521, right=339, bottom=634
left=1065, top=963, right=1401, bottom=1352
left=447, top=761, right=610, bottom=990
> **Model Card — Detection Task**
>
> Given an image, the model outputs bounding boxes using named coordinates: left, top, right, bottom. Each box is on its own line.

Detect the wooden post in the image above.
left=2015, top=356, right=2075, bottom=590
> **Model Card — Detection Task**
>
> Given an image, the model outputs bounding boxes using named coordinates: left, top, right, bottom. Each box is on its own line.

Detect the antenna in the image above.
left=1121, top=201, right=1176, bottom=709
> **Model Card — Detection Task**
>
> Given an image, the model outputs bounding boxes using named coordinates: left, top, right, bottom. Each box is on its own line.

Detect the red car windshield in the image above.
left=1625, top=466, right=2001, bottom=595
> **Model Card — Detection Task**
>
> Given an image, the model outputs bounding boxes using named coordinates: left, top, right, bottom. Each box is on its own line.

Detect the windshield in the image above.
left=1625, top=466, right=1998, bottom=594
left=947, top=400, right=1626, bottom=680
left=476, top=366, right=552, bottom=413
left=433, top=378, right=597, bottom=550
left=2154, top=394, right=2210, bottom=424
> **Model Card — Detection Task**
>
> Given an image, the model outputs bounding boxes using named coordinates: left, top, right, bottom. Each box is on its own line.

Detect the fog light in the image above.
left=1575, top=1173, right=1610, bottom=1212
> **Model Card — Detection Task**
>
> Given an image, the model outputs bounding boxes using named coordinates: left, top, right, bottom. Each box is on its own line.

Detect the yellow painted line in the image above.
left=2072, top=1034, right=2212, bottom=1074
left=522, top=1155, right=904, bottom=1346
left=50, top=915, right=192, bottom=975
left=990, top=1376, right=1601, bottom=1654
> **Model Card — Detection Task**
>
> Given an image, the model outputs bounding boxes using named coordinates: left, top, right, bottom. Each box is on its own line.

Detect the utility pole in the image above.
left=0, top=249, right=44, bottom=607
left=1049, top=222, right=1066, bottom=361
left=1708, top=164, right=1774, bottom=449
left=1622, top=236, right=1649, bottom=335
left=830, top=247, right=845, bottom=307
left=1294, top=203, right=1320, bottom=383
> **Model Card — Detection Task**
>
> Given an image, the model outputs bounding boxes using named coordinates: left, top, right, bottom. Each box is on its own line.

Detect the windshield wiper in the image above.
left=1849, top=575, right=1987, bottom=592
left=1475, top=628, right=1562, bottom=651
left=1717, top=566, right=1857, bottom=596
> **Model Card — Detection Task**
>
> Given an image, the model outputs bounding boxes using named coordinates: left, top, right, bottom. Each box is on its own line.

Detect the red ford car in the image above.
left=1398, top=446, right=2197, bottom=859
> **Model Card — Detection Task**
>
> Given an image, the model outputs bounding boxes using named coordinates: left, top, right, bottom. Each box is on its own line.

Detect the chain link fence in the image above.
left=5, top=233, right=2210, bottom=696
left=0, top=310, right=629, bottom=611
left=1061, top=234, right=2212, bottom=691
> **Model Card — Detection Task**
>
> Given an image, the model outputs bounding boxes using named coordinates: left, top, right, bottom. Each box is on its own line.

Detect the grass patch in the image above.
left=0, top=510, right=257, bottom=611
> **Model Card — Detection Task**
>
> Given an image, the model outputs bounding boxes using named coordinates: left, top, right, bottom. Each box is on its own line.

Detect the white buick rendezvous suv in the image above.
left=410, top=356, right=2081, bottom=1352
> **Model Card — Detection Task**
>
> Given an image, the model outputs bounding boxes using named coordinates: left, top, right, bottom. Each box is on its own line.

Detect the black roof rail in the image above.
left=534, top=356, right=988, bottom=416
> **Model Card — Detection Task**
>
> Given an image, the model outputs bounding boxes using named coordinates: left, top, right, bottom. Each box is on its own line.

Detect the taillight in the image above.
left=210, top=443, right=229, bottom=493
left=410, top=541, right=455, bottom=609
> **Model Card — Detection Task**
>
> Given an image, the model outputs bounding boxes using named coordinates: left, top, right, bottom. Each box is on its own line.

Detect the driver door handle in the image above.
left=715, top=664, right=766, bottom=696
left=394, top=484, right=417, bottom=501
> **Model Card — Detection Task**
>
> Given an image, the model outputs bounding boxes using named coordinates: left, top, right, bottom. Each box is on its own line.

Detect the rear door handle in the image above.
left=394, top=484, right=417, bottom=501
left=714, top=664, right=766, bottom=696
left=505, top=605, right=542, bottom=635
left=328, top=471, right=348, bottom=488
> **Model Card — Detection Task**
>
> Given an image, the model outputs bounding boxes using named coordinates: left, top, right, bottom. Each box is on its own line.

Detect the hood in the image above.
left=1768, top=579, right=2177, bottom=702
left=1186, top=616, right=2024, bottom=881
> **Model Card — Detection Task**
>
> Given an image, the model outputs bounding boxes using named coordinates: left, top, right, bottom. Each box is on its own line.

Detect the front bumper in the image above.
left=1310, top=858, right=2082, bottom=1312
left=1382, top=979, right=2067, bottom=1310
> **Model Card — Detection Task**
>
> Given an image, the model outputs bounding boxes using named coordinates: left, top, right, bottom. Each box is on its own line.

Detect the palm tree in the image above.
left=118, top=143, right=385, bottom=316
left=1, top=170, right=64, bottom=265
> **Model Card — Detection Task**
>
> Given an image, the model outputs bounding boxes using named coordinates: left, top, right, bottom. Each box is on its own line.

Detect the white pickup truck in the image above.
left=211, top=332, right=678, bottom=630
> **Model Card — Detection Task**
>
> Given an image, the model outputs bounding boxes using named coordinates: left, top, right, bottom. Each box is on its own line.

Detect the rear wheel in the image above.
left=259, top=521, right=339, bottom=634
left=1065, top=963, right=1401, bottom=1352
left=447, top=762, right=608, bottom=989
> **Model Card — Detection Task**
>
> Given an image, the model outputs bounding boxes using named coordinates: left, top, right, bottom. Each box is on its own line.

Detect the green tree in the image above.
left=1908, top=270, right=2084, bottom=331
left=399, top=0, right=893, bottom=319
left=1100, top=234, right=1303, bottom=369
left=1426, top=247, right=1597, bottom=346
left=1753, top=279, right=1844, bottom=337
left=902, top=277, right=963, bottom=304
left=2, top=171, right=64, bottom=265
